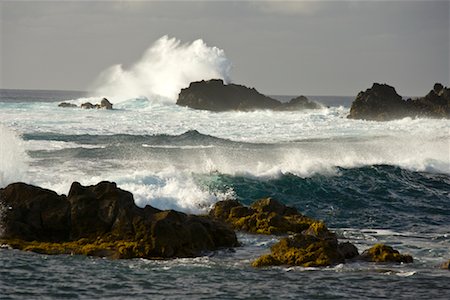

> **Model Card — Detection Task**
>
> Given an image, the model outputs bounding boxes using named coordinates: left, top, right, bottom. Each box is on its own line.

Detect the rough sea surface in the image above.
left=1, top=89, right=449, bottom=299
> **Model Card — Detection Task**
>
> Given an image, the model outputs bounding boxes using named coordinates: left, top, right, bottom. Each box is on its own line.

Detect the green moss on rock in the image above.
left=209, top=198, right=314, bottom=235
left=360, top=244, right=413, bottom=263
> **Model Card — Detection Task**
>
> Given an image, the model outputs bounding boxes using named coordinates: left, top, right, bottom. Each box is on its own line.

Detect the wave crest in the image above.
left=91, top=36, right=232, bottom=103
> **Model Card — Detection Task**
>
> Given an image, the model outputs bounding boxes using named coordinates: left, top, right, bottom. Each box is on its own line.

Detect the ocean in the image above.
left=0, top=88, right=449, bottom=299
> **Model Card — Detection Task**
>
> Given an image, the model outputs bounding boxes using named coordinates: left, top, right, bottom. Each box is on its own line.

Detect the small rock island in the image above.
left=348, top=83, right=449, bottom=121
left=176, top=79, right=321, bottom=111
left=59, top=98, right=113, bottom=110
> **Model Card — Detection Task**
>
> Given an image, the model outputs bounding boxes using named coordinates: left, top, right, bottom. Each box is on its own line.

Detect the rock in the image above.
left=348, top=83, right=450, bottom=121
left=359, top=244, right=413, bottom=263
left=0, top=182, right=238, bottom=259
left=58, top=102, right=77, bottom=108
left=81, top=102, right=95, bottom=109
left=284, top=95, right=322, bottom=110
left=252, top=221, right=359, bottom=268
left=100, top=98, right=113, bottom=109
left=209, top=198, right=314, bottom=235
left=176, top=79, right=320, bottom=112
left=0, top=183, right=70, bottom=242
left=440, top=260, right=450, bottom=270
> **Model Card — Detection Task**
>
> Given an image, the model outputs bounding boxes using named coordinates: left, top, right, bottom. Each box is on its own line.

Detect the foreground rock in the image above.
left=252, top=221, right=359, bottom=267
left=209, top=198, right=315, bottom=234
left=359, top=244, right=413, bottom=263
left=0, top=182, right=238, bottom=259
left=440, top=260, right=450, bottom=270
left=210, top=198, right=359, bottom=267
left=348, top=83, right=450, bottom=121
left=176, top=79, right=321, bottom=111
left=58, top=98, right=113, bottom=110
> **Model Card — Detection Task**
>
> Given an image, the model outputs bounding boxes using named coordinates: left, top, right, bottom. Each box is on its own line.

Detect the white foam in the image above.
left=91, top=35, right=231, bottom=103
left=0, top=125, right=28, bottom=188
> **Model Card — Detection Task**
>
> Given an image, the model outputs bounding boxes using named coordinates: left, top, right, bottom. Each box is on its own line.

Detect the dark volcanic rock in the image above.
left=81, top=102, right=96, bottom=109
left=58, top=102, right=77, bottom=108
left=284, top=95, right=321, bottom=110
left=100, top=98, right=113, bottom=109
left=348, top=83, right=450, bottom=121
left=176, top=79, right=320, bottom=111
left=0, top=182, right=238, bottom=259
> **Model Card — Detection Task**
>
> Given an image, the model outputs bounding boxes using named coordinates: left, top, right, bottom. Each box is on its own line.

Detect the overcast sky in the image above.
left=1, top=0, right=449, bottom=96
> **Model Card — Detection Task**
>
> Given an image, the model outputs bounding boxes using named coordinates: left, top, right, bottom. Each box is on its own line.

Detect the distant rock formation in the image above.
left=176, top=79, right=321, bottom=111
left=348, top=83, right=450, bottom=121
left=59, top=98, right=113, bottom=110
left=0, top=182, right=238, bottom=259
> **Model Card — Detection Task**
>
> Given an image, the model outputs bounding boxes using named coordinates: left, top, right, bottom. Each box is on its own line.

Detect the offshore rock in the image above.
left=176, top=79, right=320, bottom=111
left=209, top=198, right=315, bottom=235
left=0, top=182, right=238, bottom=259
left=58, top=102, right=77, bottom=108
left=348, top=83, right=450, bottom=121
left=60, top=98, right=113, bottom=110
left=359, top=244, right=413, bottom=263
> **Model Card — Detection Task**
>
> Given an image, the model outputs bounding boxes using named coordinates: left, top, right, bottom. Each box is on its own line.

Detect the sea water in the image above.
left=1, top=88, right=449, bottom=299
left=1, top=36, right=449, bottom=299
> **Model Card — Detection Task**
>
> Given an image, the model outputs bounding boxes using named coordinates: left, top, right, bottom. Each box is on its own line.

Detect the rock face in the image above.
left=0, top=182, right=238, bottom=259
left=209, top=198, right=315, bottom=235
left=359, top=244, right=413, bottom=263
left=176, top=79, right=320, bottom=111
left=59, top=98, right=113, bottom=110
left=348, top=83, right=450, bottom=121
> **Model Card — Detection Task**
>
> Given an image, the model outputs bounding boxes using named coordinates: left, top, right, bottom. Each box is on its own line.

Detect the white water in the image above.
left=0, top=35, right=448, bottom=212
left=0, top=125, right=29, bottom=188
left=91, top=36, right=231, bottom=102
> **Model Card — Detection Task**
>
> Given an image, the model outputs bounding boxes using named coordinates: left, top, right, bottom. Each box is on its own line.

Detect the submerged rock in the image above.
left=359, top=244, right=413, bottom=263
left=176, top=79, right=320, bottom=111
left=348, top=83, right=450, bottom=121
left=209, top=198, right=314, bottom=235
left=0, top=182, right=238, bottom=259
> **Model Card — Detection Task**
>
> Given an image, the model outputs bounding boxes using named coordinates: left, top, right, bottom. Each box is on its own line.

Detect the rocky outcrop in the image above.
left=359, top=244, right=413, bottom=263
left=176, top=79, right=320, bottom=111
left=348, top=83, right=450, bottom=121
left=252, top=221, right=359, bottom=267
left=0, top=182, right=238, bottom=259
left=209, top=198, right=315, bottom=235
left=210, top=198, right=360, bottom=268
left=59, top=98, right=113, bottom=110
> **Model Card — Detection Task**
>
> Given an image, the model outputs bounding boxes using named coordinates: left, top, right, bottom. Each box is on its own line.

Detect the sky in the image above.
left=0, top=0, right=449, bottom=96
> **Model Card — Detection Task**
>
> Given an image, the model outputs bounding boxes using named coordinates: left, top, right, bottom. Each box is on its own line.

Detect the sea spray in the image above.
left=0, top=125, right=28, bottom=188
left=91, top=36, right=232, bottom=102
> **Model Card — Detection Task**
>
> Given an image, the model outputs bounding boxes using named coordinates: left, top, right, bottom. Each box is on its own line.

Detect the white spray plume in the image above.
left=91, top=36, right=232, bottom=102
left=0, top=125, right=28, bottom=188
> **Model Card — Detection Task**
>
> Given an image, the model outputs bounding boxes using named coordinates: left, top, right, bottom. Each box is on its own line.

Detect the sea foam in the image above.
left=91, top=36, right=231, bottom=102
left=0, top=125, right=28, bottom=188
